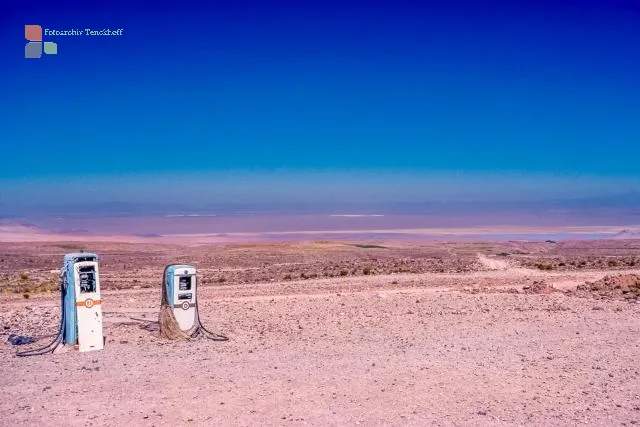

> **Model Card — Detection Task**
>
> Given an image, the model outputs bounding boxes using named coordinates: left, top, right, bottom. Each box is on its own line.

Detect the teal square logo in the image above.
left=44, top=42, right=57, bottom=54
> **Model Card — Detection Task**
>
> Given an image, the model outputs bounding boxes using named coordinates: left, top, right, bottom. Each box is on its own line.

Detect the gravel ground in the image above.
left=1, top=241, right=640, bottom=426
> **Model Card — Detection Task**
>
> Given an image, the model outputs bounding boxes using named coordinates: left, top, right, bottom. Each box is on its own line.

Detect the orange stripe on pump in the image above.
left=76, top=299, right=101, bottom=308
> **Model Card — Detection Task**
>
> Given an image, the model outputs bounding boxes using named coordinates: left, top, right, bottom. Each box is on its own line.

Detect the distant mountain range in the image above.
left=1, top=192, right=640, bottom=218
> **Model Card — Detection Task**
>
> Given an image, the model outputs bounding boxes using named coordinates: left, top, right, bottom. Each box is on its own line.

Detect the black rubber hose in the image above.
left=196, top=315, right=229, bottom=341
left=16, top=279, right=66, bottom=357
left=194, top=274, right=228, bottom=341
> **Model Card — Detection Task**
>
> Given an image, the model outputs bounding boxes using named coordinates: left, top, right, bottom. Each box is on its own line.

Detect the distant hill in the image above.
left=612, top=229, right=640, bottom=240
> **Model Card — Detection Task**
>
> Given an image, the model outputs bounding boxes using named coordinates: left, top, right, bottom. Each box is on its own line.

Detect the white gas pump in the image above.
left=16, top=253, right=104, bottom=356
left=159, top=264, right=228, bottom=341
left=70, top=256, right=104, bottom=352
left=167, top=264, right=198, bottom=331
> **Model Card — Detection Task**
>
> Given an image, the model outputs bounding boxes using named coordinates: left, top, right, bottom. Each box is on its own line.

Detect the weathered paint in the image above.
left=164, top=264, right=198, bottom=331
left=61, top=253, right=98, bottom=346
left=73, top=260, right=103, bottom=352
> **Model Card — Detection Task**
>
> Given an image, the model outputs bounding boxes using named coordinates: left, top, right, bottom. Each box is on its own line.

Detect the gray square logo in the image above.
left=25, top=41, right=42, bottom=58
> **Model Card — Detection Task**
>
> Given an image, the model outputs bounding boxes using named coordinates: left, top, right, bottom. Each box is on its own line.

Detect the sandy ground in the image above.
left=1, top=239, right=640, bottom=426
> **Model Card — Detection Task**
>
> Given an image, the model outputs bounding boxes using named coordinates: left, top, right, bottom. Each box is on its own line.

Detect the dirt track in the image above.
left=1, top=242, right=640, bottom=426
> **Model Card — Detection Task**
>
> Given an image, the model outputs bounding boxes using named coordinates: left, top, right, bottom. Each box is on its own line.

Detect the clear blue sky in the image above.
left=1, top=0, right=639, bottom=204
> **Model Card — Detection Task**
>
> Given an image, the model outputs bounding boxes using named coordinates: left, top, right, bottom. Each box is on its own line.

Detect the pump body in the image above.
left=61, top=253, right=104, bottom=352
left=164, top=264, right=198, bottom=331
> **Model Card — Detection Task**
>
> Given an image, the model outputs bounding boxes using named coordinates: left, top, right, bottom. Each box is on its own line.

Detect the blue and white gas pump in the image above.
left=159, top=264, right=228, bottom=341
left=17, top=253, right=104, bottom=356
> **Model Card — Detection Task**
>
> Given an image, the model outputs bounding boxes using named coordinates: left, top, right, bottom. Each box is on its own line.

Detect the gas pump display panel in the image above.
left=78, top=266, right=96, bottom=293
left=179, top=276, right=192, bottom=291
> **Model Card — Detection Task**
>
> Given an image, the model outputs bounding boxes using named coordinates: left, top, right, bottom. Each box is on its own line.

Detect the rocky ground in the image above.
left=2, top=239, right=640, bottom=295
left=1, top=239, right=640, bottom=426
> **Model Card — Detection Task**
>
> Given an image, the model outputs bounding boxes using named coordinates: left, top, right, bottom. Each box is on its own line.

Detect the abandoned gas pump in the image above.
left=16, top=253, right=104, bottom=356
left=166, top=264, right=197, bottom=331
left=158, top=264, right=228, bottom=341
left=63, top=252, right=104, bottom=351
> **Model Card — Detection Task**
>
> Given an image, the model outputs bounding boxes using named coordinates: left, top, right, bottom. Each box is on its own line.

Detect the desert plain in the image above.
left=1, top=234, right=640, bottom=426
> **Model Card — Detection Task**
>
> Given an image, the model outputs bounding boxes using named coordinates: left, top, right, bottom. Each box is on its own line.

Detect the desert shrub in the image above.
left=534, top=263, right=554, bottom=271
left=363, top=266, right=373, bottom=275
left=20, top=273, right=29, bottom=281
left=33, top=281, right=59, bottom=293
left=56, top=244, right=83, bottom=250
left=283, top=274, right=292, bottom=280
left=339, top=269, right=349, bottom=276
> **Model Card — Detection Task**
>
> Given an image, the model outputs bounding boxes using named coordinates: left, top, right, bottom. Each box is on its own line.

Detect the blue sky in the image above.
left=1, top=0, right=639, bottom=205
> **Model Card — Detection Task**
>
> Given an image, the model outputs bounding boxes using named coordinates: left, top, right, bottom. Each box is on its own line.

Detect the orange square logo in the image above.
left=25, top=25, right=42, bottom=41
